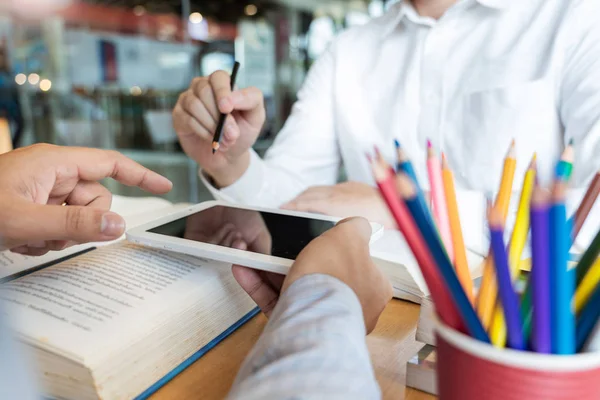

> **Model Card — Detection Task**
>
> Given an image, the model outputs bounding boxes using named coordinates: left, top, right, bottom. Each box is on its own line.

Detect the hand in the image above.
left=233, top=217, right=393, bottom=333
left=173, top=71, right=265, bottom=188
left=281, top=181, right=396, bottom=229
left=0, top=144, right=172, bottom=255
left=184, top=206, right=272, bottom=254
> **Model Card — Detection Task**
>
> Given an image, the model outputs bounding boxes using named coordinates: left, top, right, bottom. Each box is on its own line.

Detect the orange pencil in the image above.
left=442, top=153, right=474, bottom=303
left=476, top=140, right=517, bottom=329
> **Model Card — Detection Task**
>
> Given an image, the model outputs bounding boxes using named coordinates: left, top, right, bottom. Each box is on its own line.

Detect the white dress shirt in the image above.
left=202, top=0, right=600, bottom=251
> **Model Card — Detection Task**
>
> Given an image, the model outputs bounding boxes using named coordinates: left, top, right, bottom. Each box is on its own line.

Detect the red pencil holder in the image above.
left=435, top=320, right=600, bottom=400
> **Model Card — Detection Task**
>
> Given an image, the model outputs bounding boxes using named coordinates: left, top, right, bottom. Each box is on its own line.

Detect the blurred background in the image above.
left=0, top=0, right=397, bottom=203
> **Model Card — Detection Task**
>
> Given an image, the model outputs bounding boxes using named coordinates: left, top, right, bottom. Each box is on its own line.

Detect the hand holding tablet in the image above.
left=126, top=201, right=384, bottom=275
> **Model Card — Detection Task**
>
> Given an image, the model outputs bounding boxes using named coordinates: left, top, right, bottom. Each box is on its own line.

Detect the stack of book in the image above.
left=406, top=296, right=438, bottom=395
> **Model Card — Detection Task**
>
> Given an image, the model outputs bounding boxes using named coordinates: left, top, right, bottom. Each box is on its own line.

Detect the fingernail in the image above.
left=225, top=122, right=238, bottom=140
left=218, top=97, right=231, bottom=111
left=101, top=213, right=125, bottom=237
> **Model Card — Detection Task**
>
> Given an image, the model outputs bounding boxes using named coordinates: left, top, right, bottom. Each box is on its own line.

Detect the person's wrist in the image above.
left=206, top=150, right=251, bottom=189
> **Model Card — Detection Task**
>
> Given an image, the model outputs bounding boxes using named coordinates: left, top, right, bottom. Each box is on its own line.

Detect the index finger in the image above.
left=60, top=147, right=173, bottom=194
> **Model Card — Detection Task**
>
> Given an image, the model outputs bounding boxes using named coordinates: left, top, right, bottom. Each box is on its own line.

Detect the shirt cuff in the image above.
left=198, top=149, right=266, bottom=205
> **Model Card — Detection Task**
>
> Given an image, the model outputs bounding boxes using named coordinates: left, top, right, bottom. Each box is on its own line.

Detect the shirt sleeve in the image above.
left=200, top=43, right=341, bottom=208
left=226, top=274, right=380, bottom=400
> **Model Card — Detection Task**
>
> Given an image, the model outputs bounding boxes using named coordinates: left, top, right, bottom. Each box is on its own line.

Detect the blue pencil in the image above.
left=576, top=281, right=600, bottom=351
left=395, top=139, right=421, bottom=188
left=396, top=174, right=490, bottom=343
left=550, top=181, right=575, bottom=354
left=489, top=209, right=525, bottom=350
left=394, top=140, right=437, bottom=229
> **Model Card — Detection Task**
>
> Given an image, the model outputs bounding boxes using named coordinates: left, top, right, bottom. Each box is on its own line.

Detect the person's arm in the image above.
left=226, top=274, right=380, bottom=400
left=559, top=0, right=600, bottom=250
left=201, top=45, right=341, bottom=208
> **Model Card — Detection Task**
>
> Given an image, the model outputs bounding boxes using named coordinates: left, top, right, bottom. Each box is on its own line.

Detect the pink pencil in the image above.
left=427, top=140, right=454, bottom=262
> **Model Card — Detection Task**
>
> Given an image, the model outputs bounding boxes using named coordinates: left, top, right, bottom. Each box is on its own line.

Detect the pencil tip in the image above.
left=488, top=206, right=504, bottom=227
left=568, top=138, right=574, bottom=146
left=530, top=152, right=537, bottom=169
left=212, top=149, right=216, bottom=154
left=426, top=139, right=432, bottom=149
left=394, top=139, right=400, bottom=148
left=506, top=139, right=516, bottom=158
left=366, top=153, right=373, bottom=163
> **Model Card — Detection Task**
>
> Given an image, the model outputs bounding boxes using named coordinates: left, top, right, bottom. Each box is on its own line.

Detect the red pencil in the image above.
left=370, top=153, right=465, bottom=332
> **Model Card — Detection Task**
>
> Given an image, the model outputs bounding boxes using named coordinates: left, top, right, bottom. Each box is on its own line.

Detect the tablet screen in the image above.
left=147, top=205, right=336, bottom=260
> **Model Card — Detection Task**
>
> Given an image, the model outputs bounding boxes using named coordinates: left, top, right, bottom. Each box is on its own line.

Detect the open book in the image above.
left=0, top=196, right=258, bottom=399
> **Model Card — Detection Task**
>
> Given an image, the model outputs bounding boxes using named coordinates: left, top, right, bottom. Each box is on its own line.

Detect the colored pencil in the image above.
left=530, top=186, right=552, bottom=353
left=477, top=140, right=517, bottom=329
left=550, top=180, right=575, bottom=354
left=489, top=207, right=524, bottom=350
left=394, top=139, right=420, bottom=187
left=441, top=153, right=474, bottom=303
left=520, top=288, right=533, bottom=344
left=577, top=281, right=600, bottom=352
left=489, top=154, right=537, bottom=346
left=369, top=156, right=466, bottom=331
left=572, top=171, right=600, bottom=241
left=426, top=140, right=454, bottom=262
left=574, top=258, right=600, bottom=315
left=555, top=138, right=574, bottom=181
left=394, top=140, right=434, bottom=226
left=212, top=61, right=240, bottom=154
left=575, top=228, right=600, bottom=286
left=582, top=312, right=600, bottom=352
left=396, top=174, right=489, bottom=343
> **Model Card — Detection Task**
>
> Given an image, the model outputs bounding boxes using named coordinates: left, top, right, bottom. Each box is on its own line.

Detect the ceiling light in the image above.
left=15, top=74, right=26, bottom=85
left=130, top=86, right=142, bottom=96
left=40, top=79, right=52, bottom=92
left=133, top=5, right=146, bottom=16
left=28, top=73, right=40, bottom=85
left=244, top=4, right=257, bottom=16
left=189, top=12, right=203, bottom=24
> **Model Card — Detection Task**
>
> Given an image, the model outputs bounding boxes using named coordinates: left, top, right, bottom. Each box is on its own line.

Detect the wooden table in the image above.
left=151, top=299, right=436, bottom=400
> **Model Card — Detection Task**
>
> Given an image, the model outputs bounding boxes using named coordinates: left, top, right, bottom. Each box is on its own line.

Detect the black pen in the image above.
left=212, top=61, right=241, bottom=154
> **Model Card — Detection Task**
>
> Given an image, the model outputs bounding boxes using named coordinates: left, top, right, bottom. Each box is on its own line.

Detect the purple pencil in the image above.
left=489, top=208, right=525, bottom=351
left=531, top=187, right=552, bottom=353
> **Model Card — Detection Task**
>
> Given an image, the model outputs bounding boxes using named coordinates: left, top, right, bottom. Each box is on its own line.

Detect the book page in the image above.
left=0, top=245, right=95, bottom=281
left=0, top=242, right=244, bottom=363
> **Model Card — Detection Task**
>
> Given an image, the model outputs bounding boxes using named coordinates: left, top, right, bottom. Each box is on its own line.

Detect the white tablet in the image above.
left=127, top=200, right=384, bottom=275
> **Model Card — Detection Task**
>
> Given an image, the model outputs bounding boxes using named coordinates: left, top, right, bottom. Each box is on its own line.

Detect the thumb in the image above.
left=335, top=217, right=372, bottom=242
left=18, top=204, right=126, bottom=243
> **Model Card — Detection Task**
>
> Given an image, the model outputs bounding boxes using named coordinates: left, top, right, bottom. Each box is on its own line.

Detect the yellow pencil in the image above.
left=489, top=154, right=537, bottom=346
left=574, top=258, right=600, bottom=315
left=477, top=140, right=517, bottom=330
left=441, top=153, right=474, bottom=303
